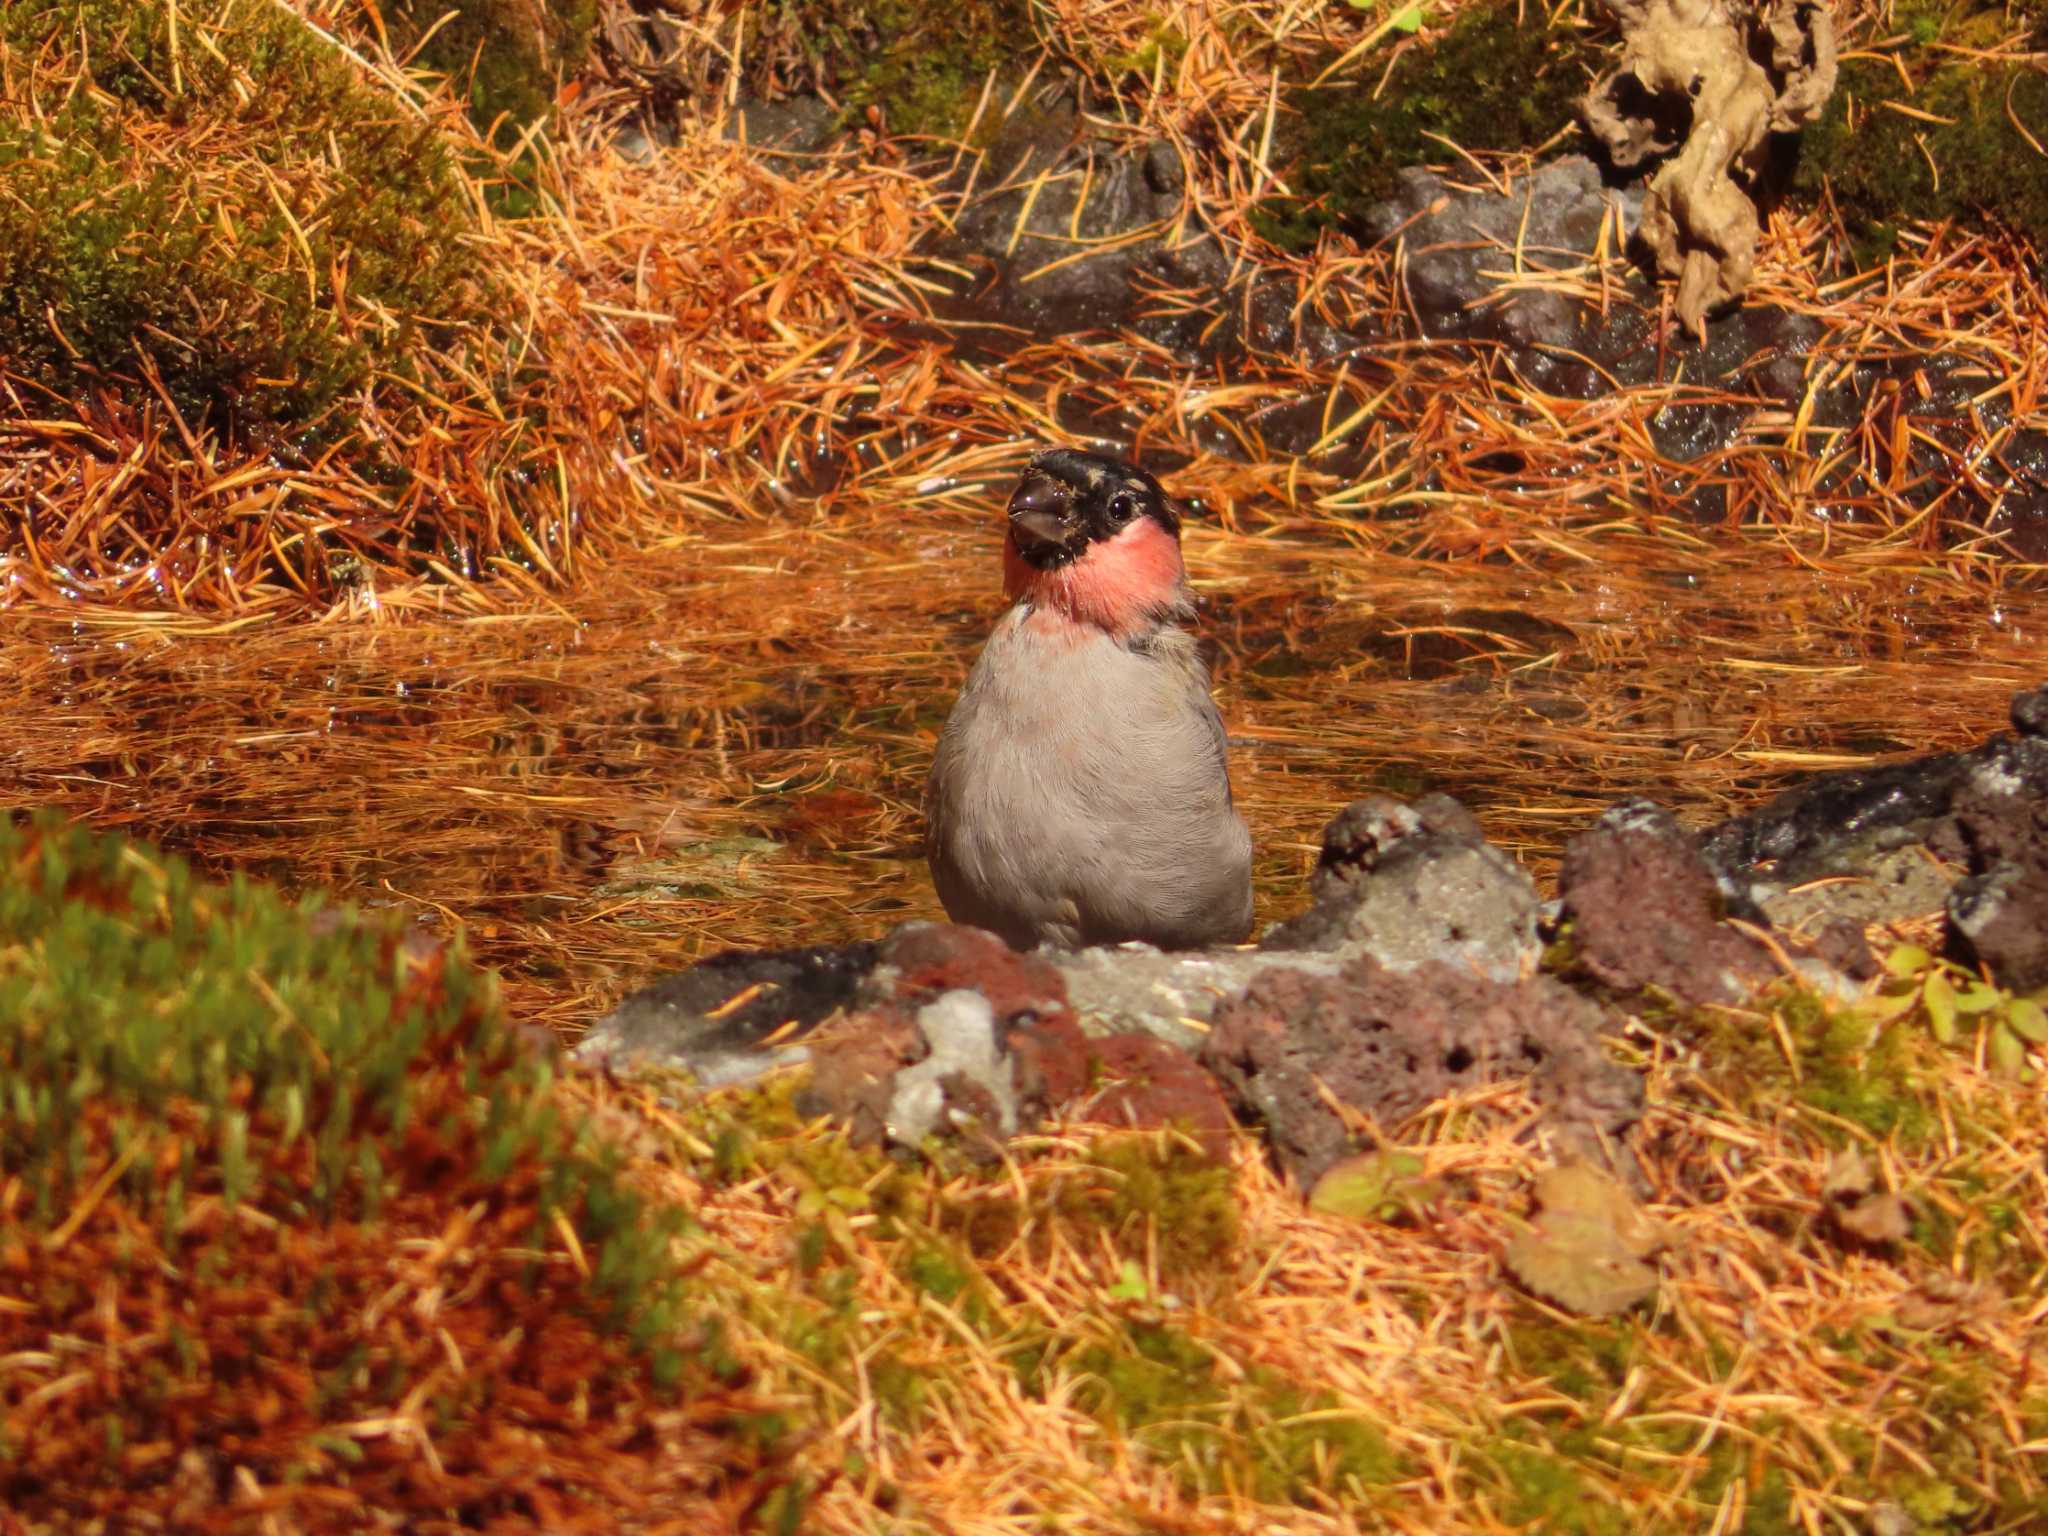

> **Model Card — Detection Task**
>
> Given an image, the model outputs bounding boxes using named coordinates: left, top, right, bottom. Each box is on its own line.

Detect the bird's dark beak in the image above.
left=1007, top=470, right=1075, bottom=560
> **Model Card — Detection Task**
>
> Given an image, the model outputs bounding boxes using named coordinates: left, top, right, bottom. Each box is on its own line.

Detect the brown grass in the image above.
left=567, top=1014, right=2048, bottom=1534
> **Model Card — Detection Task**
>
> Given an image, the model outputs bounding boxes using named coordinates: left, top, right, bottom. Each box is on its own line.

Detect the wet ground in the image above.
left=2, top=460, right=2038, bottom=1036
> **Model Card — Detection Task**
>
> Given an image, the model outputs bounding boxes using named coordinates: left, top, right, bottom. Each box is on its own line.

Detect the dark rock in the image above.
left=1362, top=157, right=1646, bottom=391
left=929, top=100, right=1226, bottom=335
left=1262, top=793, right=1540, bottom=979
left=914, top=101, right=1363, bottom=365
left=1941, top=738, right=2048, bottom=989
left=1356, top=158, right=2036, bottom=538
left=578, top=940, right=880, bottom=1083
left=726, top=97, right=839, bottom=155
left=1948, top=865, right=2048, bottom=992
left=1701, top=692, right=2048, bottom=888
left=2014, top=682, right=2048, bottom=739
left=1201, top=957, right=1641, bottom=1187
left=1812, top=918, right=1880, bottom=984
left=1558, top=800, right=1775, bottom=1005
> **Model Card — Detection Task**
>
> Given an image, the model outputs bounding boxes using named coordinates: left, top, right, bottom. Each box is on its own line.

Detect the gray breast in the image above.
left=925, top=610, right=1253, bottom=951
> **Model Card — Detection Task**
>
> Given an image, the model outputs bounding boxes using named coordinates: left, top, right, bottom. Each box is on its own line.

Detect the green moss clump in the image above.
left=358, top=0, right=596, bottom=214
left=0, top=812, right=784, bottom=1522
left=1678, top=985, right=1938, bottom=1144
left=1795, top=12, right=2048, bottom=261
left=374, top=0, right=596, bottom=144
left=0, top=0, right=489, bottom=445
left=1253, top=5, right=1602, bottom=250
left=1074, top=1134, right=1241, bottom=1272
left=845, top=0, right=1038, bottom=141
left=1500, top=1316, right=1641, bottom=1406
left=0, top=812, right=681, bottom=1339
left=1044, top=1320, right=1403, bottom=1505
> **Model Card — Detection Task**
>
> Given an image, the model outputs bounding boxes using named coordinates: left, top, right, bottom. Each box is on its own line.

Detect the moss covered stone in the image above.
left=1254, top=5, right=1603, bottom=250
left=0, top=0, right=492, bottom=445
left=1795, top=5, right=2048, bottom=261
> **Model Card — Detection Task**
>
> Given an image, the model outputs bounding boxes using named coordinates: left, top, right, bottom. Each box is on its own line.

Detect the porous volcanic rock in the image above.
left=1557, top=800, right=1775, bottom=1004
left=1200, top=959, right=1642, bottom=1187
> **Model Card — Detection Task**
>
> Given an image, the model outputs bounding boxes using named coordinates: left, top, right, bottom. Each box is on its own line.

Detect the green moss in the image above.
left=846, top=0, right=1037, bottom=141
left=1486, top=1440, right=1629, bottom=1535
left=0, top=0, right=488, bottom=444
left=1679, top=985, right=1938, bottom=1145
left=1500, top=1315, right=1642, bottom=1407
left=374, top=0, right=595, bottom=143
left=1076, top=1134, right=1240, bottom=1273
left=1253, top=5, right=1602, bottom=250
left=0, top=810, right=691, bottom=1350
left=1795, top=12, right=2048, bottom=262
left=1043, top=1320, right=1403, bottom=1506
left=359, top=0, right=596, bottom=215
left=1103, top=18, right=1190, bottom=81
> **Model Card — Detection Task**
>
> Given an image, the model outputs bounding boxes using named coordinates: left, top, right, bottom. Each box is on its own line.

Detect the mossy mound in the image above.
left=1252, top=5, right=1603, bottom=251
left=0, top=0, right=493, bottom=445
left=1796, top=37, right=2048, bottom=262
left=0, top=814, right=791, bottom=1528
left=365, top=0, right=597, bottom=145
left=846, top=0, right=1038, bottom=140
left=1031, top=1319, right=1404, bottom=1505
left=747, top=0, right=1037, bottom=141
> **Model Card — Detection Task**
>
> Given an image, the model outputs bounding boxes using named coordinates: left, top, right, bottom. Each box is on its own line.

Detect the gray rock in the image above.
left=886, top=989, right=1018, bottom=1142
left=1262, top=794, right=1541, bottom=981
left=1364, top=157, right=1644, bottom=367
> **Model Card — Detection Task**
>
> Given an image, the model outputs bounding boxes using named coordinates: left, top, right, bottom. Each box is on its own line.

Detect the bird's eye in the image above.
left=1108, top=493, right=1137, bottom=524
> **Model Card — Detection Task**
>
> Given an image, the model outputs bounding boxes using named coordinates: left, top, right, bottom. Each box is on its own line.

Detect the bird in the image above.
left=924, top=447, right=1254, bottom=952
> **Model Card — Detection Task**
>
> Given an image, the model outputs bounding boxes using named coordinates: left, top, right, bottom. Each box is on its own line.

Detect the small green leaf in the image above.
left=1990, top=1022, right=2027, bottom=1077
left=1923, top=972, right=1958, bottom=1043
left=1108, top=1259, right=1150, bottom=1303
left=1309, top=1150, right=1434, bottom=1222
left=2006, top=998, right=2048, bottom=1043
left=1883, top=944, right=1932, bottom=979
left=1391, top=3, right=1426, bottom=32
left=1954, top=982, right=2003, bottom=1014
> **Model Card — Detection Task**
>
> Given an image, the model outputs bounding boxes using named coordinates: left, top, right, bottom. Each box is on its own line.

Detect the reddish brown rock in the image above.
left=1009, top=1016, right=1236, bottom=1161
left=880, top=923, right=1070, bottom=1023
left=792, top=1008, right=922, bottom=1147
left=1558, top=801, right=1774, bottom=1004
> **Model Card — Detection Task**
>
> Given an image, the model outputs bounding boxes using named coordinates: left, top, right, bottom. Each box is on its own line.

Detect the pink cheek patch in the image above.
left=1005, top=518, right=1185, bottom=638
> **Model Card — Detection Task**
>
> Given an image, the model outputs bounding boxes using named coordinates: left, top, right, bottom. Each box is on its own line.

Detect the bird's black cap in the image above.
left=1006, top=449, right=1179, bottom=569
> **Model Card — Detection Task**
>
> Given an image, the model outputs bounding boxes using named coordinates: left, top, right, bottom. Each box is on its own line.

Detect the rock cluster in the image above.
left=580, top=688, right=2048, bottom=1180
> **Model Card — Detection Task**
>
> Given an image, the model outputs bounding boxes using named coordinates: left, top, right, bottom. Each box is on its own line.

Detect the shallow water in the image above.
left=2, top=485, right=2039, bottom=1035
